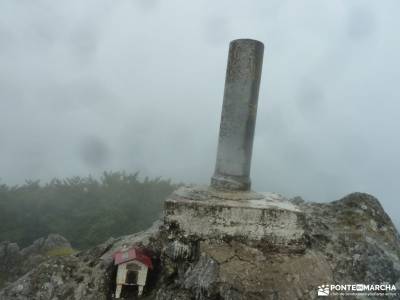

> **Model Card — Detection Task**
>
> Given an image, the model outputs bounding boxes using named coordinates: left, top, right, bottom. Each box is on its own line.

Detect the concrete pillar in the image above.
left=211, top=39, right=264, bottom=191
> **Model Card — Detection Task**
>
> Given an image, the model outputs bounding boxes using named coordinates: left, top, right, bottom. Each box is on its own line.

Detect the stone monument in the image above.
left=211, top=39, right=263, bottom=191
left=165, top=39, right=306, bottom=251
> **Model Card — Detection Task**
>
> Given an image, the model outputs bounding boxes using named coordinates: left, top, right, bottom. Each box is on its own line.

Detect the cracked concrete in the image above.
left=165, top=186, right=306, bottom=252
left=1, top=192, right=399, bottom=300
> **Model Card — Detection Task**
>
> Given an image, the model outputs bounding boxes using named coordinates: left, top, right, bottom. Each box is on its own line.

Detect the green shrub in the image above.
left=46, top=247, right=77, bottom=257
left=0, top=171, right=177, bottom=249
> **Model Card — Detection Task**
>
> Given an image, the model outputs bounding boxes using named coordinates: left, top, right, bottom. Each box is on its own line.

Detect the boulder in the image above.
left=0, top=234, right=73, bottom=290
left=0, top=192, right=399, bottom=299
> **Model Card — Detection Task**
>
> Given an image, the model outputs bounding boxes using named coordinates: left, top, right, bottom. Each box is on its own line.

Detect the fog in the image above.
left=0, top=1, right=399, bottom=228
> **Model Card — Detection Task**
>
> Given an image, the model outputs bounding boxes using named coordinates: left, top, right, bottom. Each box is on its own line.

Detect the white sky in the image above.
left=0, top=0, right=399, bottom=228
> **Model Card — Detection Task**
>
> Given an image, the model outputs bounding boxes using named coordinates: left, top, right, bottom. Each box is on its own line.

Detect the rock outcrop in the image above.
left=0, top=234, right=72, bottom=289
left=1, top=192, right=399, bottom=300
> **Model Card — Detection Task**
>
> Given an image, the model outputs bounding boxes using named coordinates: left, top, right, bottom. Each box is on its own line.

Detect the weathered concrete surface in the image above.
left=211, top=39, right=264, bottom=191
left=165, top=186, right=306, bottom=252
left=1, top=193, right=399, bottom=300
left=160, top=192, right=400, bottom=300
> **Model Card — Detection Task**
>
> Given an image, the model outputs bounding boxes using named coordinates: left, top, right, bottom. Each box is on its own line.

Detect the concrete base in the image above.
left=164, top=186, right=307, bottom=252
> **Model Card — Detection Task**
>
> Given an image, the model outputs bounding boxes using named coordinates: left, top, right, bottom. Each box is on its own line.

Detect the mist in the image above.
left=0, top=0, right=399, bottom=228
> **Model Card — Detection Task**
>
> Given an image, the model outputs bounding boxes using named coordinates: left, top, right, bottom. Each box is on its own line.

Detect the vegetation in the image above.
left=0, top=171, right=177, bottom=249
left=46, top=247, right=77, bottom=257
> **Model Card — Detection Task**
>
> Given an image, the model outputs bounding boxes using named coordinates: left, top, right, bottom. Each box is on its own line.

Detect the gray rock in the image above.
left=20, top=234, right=71, bottom=256
left=164, top=241, right=191, bottom=261
left=0, top=234, right=73, bottom=290
left=183, top=254, right=219, bottom=300
left=1, top=193, right=399, bottom=300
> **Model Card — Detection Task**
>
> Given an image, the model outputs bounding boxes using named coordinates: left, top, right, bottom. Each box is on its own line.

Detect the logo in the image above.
left=356, top=284, right=364, bottom=291
left=316, top=283, right=397, bottom=297
left=317, top=285, right=330, bottom=296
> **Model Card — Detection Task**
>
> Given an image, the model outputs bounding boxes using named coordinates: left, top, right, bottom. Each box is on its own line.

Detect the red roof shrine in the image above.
left=113, top=247, right=153, bottom=269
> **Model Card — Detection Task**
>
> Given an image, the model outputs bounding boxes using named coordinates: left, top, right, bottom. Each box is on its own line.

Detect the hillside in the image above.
left=1, top=191, right=399, bottom=299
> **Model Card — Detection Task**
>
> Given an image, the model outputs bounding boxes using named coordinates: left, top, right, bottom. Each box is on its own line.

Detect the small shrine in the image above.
left=113, top=247, right=153, bottom=298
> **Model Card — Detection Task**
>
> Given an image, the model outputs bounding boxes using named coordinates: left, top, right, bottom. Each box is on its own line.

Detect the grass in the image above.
left=46, top=247, right=77, bottom=257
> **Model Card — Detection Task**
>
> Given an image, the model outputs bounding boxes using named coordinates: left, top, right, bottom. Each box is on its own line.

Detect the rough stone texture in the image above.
left=165, top=186, right=306, bottom=252
left=211, top=39, right=264, bottom=191
left=0, top=223, right=161, bottom=300
left=298, top=193, right=400, bottom=289
left=0, top=234, right=72, bottom=288
left=20, top=234, right=71, bottom=256
left=1, top=192, right=399, bottom=300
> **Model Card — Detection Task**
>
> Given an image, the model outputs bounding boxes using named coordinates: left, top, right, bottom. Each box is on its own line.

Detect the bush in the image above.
left=0, top=171, right=177, bottom=249
left=46, top=247, right=77, bottom=257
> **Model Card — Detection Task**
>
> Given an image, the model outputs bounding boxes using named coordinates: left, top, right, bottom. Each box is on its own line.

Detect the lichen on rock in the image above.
left=0, top=192, right=399, bottom=300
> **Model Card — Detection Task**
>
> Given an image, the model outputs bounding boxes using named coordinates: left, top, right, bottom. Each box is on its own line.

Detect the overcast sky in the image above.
left=0, top=0, right=399, bottom=228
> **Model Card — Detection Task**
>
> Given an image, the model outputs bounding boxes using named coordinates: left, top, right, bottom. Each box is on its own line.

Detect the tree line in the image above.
left=0, top=172, right=177, bottom=249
